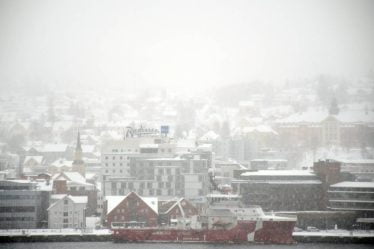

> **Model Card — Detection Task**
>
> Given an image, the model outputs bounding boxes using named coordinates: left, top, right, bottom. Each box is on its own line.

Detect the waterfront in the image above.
left=0, top=242, right=373, bottom=249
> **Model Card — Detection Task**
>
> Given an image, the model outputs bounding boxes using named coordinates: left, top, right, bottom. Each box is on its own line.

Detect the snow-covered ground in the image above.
left=0, top=229, right=111, bottom=236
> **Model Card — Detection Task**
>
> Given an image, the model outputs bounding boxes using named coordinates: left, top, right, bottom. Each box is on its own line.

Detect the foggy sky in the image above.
left=0, top=0, right=373, bottom=91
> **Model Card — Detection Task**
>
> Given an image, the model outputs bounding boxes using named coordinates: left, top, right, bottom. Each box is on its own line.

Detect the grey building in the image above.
left=0, top=180, right=50, bottom=229
left=328, top=181, right=374, bottom=217
left=232, top=170, right=324, bottom=211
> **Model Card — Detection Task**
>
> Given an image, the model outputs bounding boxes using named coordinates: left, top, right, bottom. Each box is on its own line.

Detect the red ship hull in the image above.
left=112, top=220, right=296, bottom=244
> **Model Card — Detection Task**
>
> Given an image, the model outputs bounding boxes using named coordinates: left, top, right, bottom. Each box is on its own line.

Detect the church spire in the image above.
left=72, top=130, right=85, bottom=176
left=76, top=130, right=82, bottom=151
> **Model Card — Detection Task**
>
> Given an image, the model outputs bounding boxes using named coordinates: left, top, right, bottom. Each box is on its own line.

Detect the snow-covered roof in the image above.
left=241, top=170, right=314, bottom=177
left=82, top=145, right=96, bottom=153
left=40, top=144, right=68, bottom=153
left=199, top=131, right=220, bottom=141
left=51, top=159, right=73, bottom=168
left=48, top=195, right=87, bottom=210
left=52, top=172, right=92, bottom=187
left=242, top=125, right=278, bottom=135
left=277, top=107, right=374, bottom=124
left=69, top=195, right=88, bottom=204
left=105, top=193, right=158, bottom=215
left=251, top=159, right=287, bottom=162
left=23, top=156, right=43, bottom=165
left=330, top=181, right=374, bottom=189
left=61, top=172, right=86, bottom=183
left=337, top=159, right=374, bottom=165
left=105, top=196, right=126, bottom=214
left=142, top=197, right=158, bottom=214
left=139, top=144, right=158, bottom=149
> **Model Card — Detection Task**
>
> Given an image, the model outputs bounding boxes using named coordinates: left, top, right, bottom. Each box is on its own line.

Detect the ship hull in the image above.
left=112, top=220, right=296, bottom=244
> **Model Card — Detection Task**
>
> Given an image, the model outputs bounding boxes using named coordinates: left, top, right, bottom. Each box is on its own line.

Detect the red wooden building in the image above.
left=105, top=192, right=158, bottom=227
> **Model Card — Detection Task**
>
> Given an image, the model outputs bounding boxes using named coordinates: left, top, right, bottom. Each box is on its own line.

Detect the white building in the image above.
left=48, top=195, right=87, bottom=229
left=101, top=135, right=175, bottom=181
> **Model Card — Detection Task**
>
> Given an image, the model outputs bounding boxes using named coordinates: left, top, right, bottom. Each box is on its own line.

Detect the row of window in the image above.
left=112, top=189, right=176, bottom=196
left=105, top=155, right=129, bottom=160
left=0, top=195, right=41, bottom=200
left=0, top=217, right=34, bottom=221
left=105, top=162, right=130, bottom=166
left=111, top=149, right=136, bottom=153
left=0, top=206, right=35, bottom=213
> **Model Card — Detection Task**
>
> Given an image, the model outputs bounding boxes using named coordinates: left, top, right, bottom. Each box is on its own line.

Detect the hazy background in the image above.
left=0, top=0, right=373, bottom=92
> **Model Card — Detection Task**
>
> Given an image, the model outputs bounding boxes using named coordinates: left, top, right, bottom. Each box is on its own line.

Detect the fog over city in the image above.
left=1, top=0, right=374, bottom=91
left=0, top=0, right=374, bottom=246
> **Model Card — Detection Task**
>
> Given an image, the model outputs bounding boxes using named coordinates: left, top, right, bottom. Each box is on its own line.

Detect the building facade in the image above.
left=232, top=170, right=324, bottom=211
left=0, top=180, right=50, bottom=229
left=48, top=195, right=87, bottom=229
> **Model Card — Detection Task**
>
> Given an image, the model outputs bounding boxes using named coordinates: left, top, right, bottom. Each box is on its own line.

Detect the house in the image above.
left=23, top=155, right=45, bottom=174
left=48, top=195, right=87, bottom=229
left=48, top=158, right=73, bottom=175
left=104, top=192, right=158, bottom=227
left=52, top=172, right=97, bottom=216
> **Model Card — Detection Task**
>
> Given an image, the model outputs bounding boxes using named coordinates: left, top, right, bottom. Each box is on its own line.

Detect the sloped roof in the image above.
left=52, top=172, right=93, bottom=187
left=105, top=192, right=158, bottom=215
left=48, top=195, right=87, bottom=210
left=23, top=156, right=43, bottom=165
left=105, top=195, right=127, bottom=214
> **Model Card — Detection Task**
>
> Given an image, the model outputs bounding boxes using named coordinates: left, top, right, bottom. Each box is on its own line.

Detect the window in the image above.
left=63, top=212, right=68, bottom=217
left=64, top=199, right=68, bottom=205
left=63, top=218, right=68, bottom=223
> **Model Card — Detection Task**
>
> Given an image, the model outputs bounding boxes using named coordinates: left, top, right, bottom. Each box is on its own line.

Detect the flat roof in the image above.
left=241, top=170, right=314, bottom=177
left=330, top=181, right=374, bottom=189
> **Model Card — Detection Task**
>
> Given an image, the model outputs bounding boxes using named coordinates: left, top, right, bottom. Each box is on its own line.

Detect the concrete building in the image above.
left=101, top=131, right=211, bottom=198
left=337, top=159, right=374, bottom=181
left=48, top=195, right=87, bottom=229
left=101, top=131, right=175, bottom=183
left=0, top=180, right=50, bottom=229
left=328, top=181, right=374, bottom=218
left=232, top=170, right=324, bottom=211
left=104, top=151, right=210, bottom=198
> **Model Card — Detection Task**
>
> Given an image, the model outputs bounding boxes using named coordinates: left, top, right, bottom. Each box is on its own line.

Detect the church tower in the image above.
left=72, top=131, right=85, bottom=177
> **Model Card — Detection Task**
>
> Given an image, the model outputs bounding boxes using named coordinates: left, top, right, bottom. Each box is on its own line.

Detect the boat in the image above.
left=111, top=193, right=296, bottom=244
